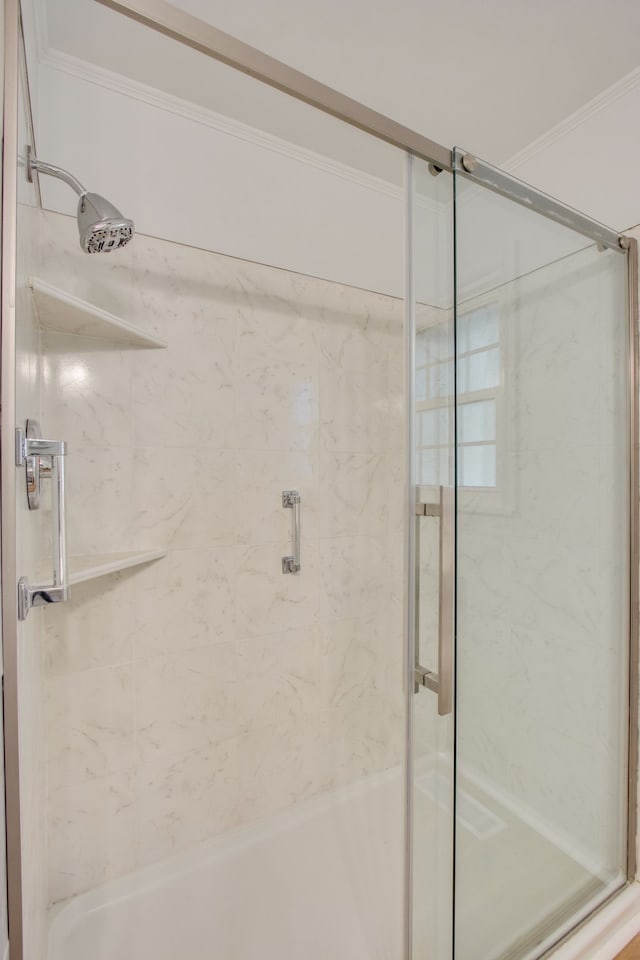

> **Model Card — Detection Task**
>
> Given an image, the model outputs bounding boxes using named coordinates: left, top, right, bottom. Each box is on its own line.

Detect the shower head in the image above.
left=77, top=193, right=134, bottom=254
left=26, top=147, right=134, bottom=254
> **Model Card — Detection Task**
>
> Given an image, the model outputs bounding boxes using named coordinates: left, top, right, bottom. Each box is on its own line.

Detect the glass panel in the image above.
left=410, top=156, right=455, bottom=960
left=429, top=360, right=455, bottom=399
left=421, top=408, right=450, bottom=446
left=16, top=9, right=410, bottom=959
left=459, top=400, right=495, bottom=444
left=454, top=158, right=629, bottom=960
left=416, top=366, right=428, bottom=402
left=459, top=444, right=496, bottom=488
left=457, top=347, right=500, bottom=394
left=458, top=305, right=499, bottom=353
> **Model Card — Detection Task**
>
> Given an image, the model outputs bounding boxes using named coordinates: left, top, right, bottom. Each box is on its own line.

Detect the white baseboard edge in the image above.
left=551, top=882, right=640, bottom=960
left=3, top=939, right=9, bottom=960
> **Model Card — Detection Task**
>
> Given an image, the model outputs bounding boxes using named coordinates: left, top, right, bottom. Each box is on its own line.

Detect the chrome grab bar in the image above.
left=16, top=420, right=69, bottom=621
left=414, top=485, right=454, bottom=716
left=282, top=489, right=301, bottom=574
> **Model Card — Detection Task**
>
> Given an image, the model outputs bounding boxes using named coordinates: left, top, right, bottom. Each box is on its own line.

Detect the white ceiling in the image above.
left=42, top=0, right=640, bottom=165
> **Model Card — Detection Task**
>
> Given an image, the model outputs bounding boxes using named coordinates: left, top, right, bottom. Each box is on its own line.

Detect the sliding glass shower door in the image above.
left=450, top=154, right=631, bottom=960
left=410, top=148, right=633, bottom=960
left=408, top=155, right=456, bottom=960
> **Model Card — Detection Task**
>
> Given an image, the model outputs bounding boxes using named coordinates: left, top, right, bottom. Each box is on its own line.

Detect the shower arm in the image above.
left=26, top=147, right=87, bottom=197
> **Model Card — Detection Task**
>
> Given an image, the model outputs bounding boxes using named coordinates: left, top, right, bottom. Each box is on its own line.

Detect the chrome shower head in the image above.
left=26, top=147, right=134, bottom=254
left=77, top=193, right=133, bottom=254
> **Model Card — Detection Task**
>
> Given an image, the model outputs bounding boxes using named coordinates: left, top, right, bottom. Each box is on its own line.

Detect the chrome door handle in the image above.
left=282, top=489, right=301, bottom=574
left=415, top=485, right=454, bottom=716
left=16, top=420, right=69, bottom=620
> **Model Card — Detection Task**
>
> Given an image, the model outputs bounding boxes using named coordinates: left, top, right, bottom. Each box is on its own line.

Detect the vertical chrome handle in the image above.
left=415, top=485, right=454, bottom=716
left=16, top=421, right=69, bottom=620
left=437, top=485, right=454, bottom=716
left=282, top=489, right=301, bottom=574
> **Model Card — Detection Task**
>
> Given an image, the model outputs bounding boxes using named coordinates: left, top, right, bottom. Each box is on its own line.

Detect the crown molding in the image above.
left=36, top=44, right=450, bottom=217
left=504, top=63, right=640, bottom=173
left=38, top=47, right=419, bottom=202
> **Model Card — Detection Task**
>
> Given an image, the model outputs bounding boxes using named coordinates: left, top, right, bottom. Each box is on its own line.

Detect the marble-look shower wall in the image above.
left=34, top=209, right=405, bottom=903
left=456, top=244, right=628, bottom=875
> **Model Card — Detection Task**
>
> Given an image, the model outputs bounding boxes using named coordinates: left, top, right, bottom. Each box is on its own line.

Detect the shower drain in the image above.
left=415, top=767, right=507, bottom=840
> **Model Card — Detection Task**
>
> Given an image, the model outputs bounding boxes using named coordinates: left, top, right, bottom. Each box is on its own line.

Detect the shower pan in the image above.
left=1, top=2, right=638, bottom=960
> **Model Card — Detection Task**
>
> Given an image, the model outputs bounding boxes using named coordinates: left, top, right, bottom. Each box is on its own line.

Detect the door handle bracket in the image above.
left=414, top=664, right=439, bottom=695
left=16, top=419, right=69, bottom=620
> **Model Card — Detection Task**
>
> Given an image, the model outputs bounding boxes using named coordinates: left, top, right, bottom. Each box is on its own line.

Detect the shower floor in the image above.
left=47, top=765, right=620, bottom=960
left=413, top=761, right=621, bottom=960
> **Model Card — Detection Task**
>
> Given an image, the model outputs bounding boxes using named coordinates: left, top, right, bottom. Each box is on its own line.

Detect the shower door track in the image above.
left=97, top=0, right=629, bottom=253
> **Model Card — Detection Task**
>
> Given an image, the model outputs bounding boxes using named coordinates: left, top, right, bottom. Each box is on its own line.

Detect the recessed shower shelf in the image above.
left=68, top=549, right=167, bottom=587
left=29, top=278, right=167, bottom=348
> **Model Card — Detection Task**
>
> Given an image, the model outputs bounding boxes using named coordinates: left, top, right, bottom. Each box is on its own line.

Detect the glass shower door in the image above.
left=408, top=155, right=456, bottom=960
left=451, top=151, right=631, bottom=960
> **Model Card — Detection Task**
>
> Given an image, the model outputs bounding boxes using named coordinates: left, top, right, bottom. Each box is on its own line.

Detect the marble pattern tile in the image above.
left=132, top=314, right=235, bottom=450
left=236, top=716, right=326, bottom=822
left=65, top=446, right=135, bottom=556
left=235, top=286, right=318, bottom=373
left=319, top=536, right=389, bottom=623
left=320, top=363, right=389, bottom=453
left=47, top=773, right=136, bottom=903
left=234, top=361, right=319, bottom=452
left=135, top=741, right=240, bottom=866
left=39, top=213, right=405, bottom=902
left=132, top=447, right=237, bottom=549
left=46, top=666, right=134, bottom=790
left=317, top=297, right=389, bottom=375
left=41, top=331, right=134, bottom=448
left=133, top=548, right=235, bottom=658
left=319, top=617, right=398, bottom=711
left=236, top=627, right=321, bottom=731
left=235, top=541, right=320, bottom=638
left=319, top=452, right=390, bottom=538
left=134, top=644, right=241, bottom=763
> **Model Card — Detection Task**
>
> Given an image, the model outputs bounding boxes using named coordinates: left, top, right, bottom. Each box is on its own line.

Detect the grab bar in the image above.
left=16, top=420, right=69, bottom=620
left=414, top=485, right=454, bottom=716
left=282, top=489, right=301, bottom=574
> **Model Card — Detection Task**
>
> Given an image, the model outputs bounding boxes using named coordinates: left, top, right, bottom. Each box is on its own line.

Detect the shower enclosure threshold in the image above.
left=551, top=882, right=640, bottom=960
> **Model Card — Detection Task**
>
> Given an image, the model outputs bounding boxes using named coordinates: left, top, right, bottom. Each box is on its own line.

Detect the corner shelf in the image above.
left=69, top=549, right=167, bottom=587
left=30, top=278, right=167, bottom=349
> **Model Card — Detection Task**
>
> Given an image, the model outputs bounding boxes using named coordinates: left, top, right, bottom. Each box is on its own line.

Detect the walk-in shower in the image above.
left=1, top=2, right=638, bottom=960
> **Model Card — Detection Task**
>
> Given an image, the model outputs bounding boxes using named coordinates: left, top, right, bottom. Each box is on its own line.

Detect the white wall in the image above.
left=506, top=66, right=640, bottom=234
left=35, top=56, right=413, bottom=299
